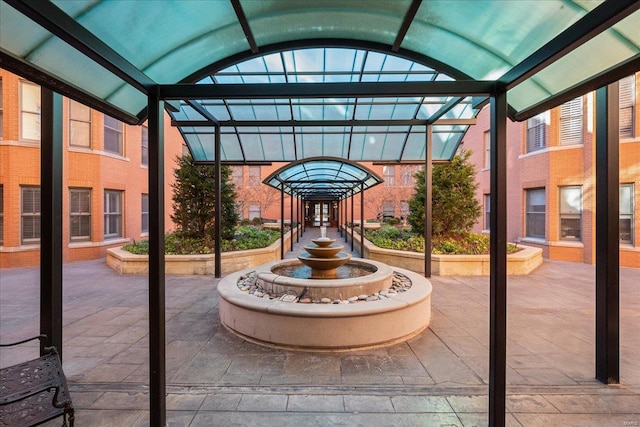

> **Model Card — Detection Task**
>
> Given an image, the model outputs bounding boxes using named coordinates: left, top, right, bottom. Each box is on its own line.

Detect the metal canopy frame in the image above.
left=2, top=1, right=638, bottom=426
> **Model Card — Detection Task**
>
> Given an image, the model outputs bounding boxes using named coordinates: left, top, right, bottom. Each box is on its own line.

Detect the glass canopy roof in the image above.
left=171, top=47, right=476, bottom=163
left=263, top=157, right=383, bottom=199
left=1, top=0, right=637, bottom=124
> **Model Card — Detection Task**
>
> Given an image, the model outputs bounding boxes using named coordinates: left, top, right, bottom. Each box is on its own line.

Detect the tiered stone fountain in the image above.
left=218, top=227, right=432, bottom=351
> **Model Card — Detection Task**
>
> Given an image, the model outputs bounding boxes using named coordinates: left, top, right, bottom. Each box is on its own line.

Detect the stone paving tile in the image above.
left=131, top=411, right=195, bottom=427
left=226, top=354, right=286, bottom=376
left=506, top=395, right=560, bottom=413
left=236, top=393, right=289, bottom=412
left=217, top=372, right=264, bottom=385
left=39, top=410, right=142, bottom=427
left=513, top=368, right=579, bottom=386
left=343, top=395, right=395, bottom=413
left=341, top=374, right=405, bottom=385
left=200, top=393, right=243, bottom=411
left=457, top=413, right=523, bottom=427
left=514, top=413, right=640, bottom=427
left=543, top=394, right=640, bottom=414
left=447, top=395, right=488, bottom=413
left=284, top=353, right=342, bottom=376
left=260, top=374, right=340, bottom=385
left=390, top=395, right=453, bottom=413
left=287, top=394, right=345, bottom=412
left=80, top=363, right=141, bottom=383
left=88, top=391, right=149, bottom=410
left=166, top=393, right=206, bottom=410
left=401, top=375, right=436, bottom=385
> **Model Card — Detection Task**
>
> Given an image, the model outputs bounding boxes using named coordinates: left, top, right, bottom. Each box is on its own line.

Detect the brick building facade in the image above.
left=0, top=70, right=184, bottom=268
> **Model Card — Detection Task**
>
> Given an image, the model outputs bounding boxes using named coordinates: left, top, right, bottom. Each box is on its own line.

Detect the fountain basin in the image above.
left=218, top=259, right=432, bottom=351
left=303, top=244, right=343, bottom=258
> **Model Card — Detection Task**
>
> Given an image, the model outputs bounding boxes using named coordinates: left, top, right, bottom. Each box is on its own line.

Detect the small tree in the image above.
left=408, top=149, right=481, bottom=235
left=171, top=155, right=239, bottom=240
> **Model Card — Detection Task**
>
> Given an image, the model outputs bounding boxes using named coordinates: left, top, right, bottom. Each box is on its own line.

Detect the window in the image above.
left=141, top=125, right=149, bottom=166
left=104, top=190, right=123, bottom=238
left=400, top=166, right=417, bottom=186
left=400, top=201, right=409, bottom=219
left=559, top=97, right=583, bottom=145
left=484, top=194, right=490, bottom=230
left=526, top=111, right=549, bottom=152
left=248, top=203, right=261, bottom=220
left=70, top=188, right=91, bottom=241
left=21, top=186, right=40, bottom=244
left=104, top=115, right=123, bottom=155
left=483, top=130, right=491, bottom=169
left=20, top=81, right=40, bottom=141
left=620, top=184, right=634, bottom=245
left=619, top=75, right=635, bottom=138
left=0, top=79, right=4, bottom=138
left=382, top=200, right=395, bottom=218
left=525, top=188, right=545, bottom=239
left=559, top=186, right=582, bottom=241
left=69, top=99, right=91, bottom=147
left=0, top=185, right=3, bottom=245
left=383, top=166, right=395, bottom=186
left=231, top=166, right=244, bottom=187
left=248, top=166, right=261, bottom=186
left=141, top=194, right=149, bottom=234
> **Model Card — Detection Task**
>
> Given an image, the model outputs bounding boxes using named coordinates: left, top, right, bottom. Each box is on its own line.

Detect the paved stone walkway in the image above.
left=1, top=228, right=639, bottom=426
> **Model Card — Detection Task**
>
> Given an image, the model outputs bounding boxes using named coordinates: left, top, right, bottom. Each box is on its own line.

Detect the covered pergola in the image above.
left=1, top=1, right=638, bottom=426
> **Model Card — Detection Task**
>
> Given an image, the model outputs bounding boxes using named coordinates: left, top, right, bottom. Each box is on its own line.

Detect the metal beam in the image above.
left=424, top=125, right=432, bottom=278
left=40, top=89, right=63, bottom=359
left=392, top=0, right=422, bottom=52
left=595, top=83, right=620, bottom=384
left=186, top=100, right=220, bottom=125
left=489, top=90, right=508, bottom=427
left=148, top=92, right=167, bottom=427
left=214, top=125, right=222, bottom=278
left=231, top=0, right=259, bottom=54
left=173, top=118, right=477, bottom=127
left=5, top=0, right=156, bottom=94
left=281, top=185, right=285, bottom=259
left=360, top=183, right=364, bottom=257
left=160, top=81, right=494, bottom=100
left=290, top=194, right=294, bottom=252
left=499, top=0, right=640, bottom=91
left=351, top=190, right=355, bottom=252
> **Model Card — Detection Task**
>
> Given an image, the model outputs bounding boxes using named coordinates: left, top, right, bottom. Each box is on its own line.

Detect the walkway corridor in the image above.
left=1, top=229, right=639, bottom=426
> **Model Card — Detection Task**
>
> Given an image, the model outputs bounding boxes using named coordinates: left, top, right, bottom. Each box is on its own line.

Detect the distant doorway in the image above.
left=306, top=201, right=338, bottom=227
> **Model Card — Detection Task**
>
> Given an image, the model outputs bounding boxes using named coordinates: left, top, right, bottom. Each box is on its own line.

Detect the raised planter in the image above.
left=343, top=227, right=543, bottom=276
left=106, top=227, right=300, bottom=275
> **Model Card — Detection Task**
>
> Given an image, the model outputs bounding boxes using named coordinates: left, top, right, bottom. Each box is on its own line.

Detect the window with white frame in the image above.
left=141, top=125, right=149, bottom=166
left=620, top=184, right=634, bottom=245
left=104, top=190, right=123, bottom=238
left=559, top=186, right=582, bottom=241
left=70, top=188, right=91, bottom=241
left=0, top=185, right=3, bottom=245
left=400, top=201, right=409, bottom=219
left=248, top=203, right=261, bottom=220
left=525, top=188, right=545, bottom=239
left=382, top=200, right=395, bottom=218
left=619, top=75, right=635, bottom=139
left=484, top=194, right=490, bottom=230
left=21, top=186, right=40, bottom=244
left=104, top=115, right=123, bottom=155
left=383, top=166, right=395, bottom=186
left=141, top=194, right=149, bottom=234
left=20, top=81, right=40, bottom=141
left=231, top=166, right=244, bottom=187
left=559, top=97, right=583, bottom=145
left=400, top=166, right=417, bottom=186
left=0, top=79, right=4, bottom=138
left=483, top=130, right=491, bottom=169
left=526, top=111, right=549, bottom=153
left=248, top=166, right=261, bottom=186
left=69, top=99, right=91, bottom=147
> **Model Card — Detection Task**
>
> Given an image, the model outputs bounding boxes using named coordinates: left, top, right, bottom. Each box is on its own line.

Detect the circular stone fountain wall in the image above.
left=218, top=258, right=432, bottom=351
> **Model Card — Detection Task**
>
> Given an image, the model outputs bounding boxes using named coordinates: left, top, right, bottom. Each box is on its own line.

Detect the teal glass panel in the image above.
left=220, top=133, right=244, bottom=162
left=242, top=0, right=410, bottom=48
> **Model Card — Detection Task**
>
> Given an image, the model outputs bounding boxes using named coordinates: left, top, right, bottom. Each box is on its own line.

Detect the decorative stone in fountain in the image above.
left=218, top=227, right=432, bottom=351
left=297, top=226, right=352, bottom=279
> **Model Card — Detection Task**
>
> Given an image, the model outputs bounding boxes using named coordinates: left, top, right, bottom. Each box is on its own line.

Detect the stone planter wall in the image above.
left=106, top=226, right=301, bottom=275
left=343, top=227, right=543, bottom=276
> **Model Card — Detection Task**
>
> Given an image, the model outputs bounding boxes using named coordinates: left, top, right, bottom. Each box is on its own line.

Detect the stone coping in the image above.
left=344, top=227, right=543, bottom=275
left=106, top=226, right=300, bottom=275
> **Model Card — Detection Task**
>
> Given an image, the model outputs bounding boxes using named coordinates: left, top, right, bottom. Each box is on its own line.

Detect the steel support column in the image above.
left=281, top=185, right=285, bottom=259
left=489, top=90, right=508, bottom=427
left=360, top=183, right=364, bottom=257
left=214, top=125, right=222, bottom=278
left=424, top=126, right=433, bottom=278
left=148, top=92, right=167, bottom=427
left=595, top=83, right=620, bottom=384
left=296, top=194, right=300, bottom=243
left=40, top=89, right=63, bottom=359
left=350, top=190, right=355, bottom=252
left=290, top=193, right=294, bottom=251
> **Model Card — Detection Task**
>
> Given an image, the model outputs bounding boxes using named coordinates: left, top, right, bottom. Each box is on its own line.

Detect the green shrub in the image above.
left=251, top=217, right=262, bottom=226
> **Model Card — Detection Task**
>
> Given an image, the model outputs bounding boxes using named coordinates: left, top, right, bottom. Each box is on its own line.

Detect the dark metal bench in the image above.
left=0, top=335, right=75, bottom=427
